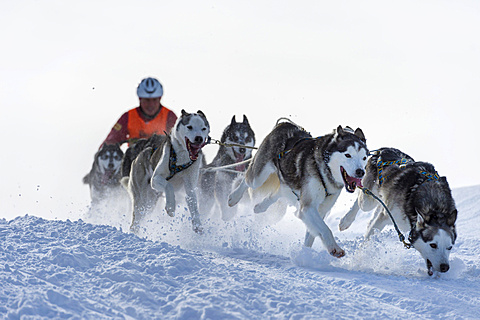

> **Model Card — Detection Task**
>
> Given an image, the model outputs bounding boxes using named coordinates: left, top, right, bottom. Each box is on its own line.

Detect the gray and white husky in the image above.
left=228, top=121, right=368, bottom=257
left=339, top=147, right=457, bottom=276
left=199, top=115, right=255, bottom=221
left=123, top=110, right=210, bottom=234
left=83, top=143, right=124, bottom=204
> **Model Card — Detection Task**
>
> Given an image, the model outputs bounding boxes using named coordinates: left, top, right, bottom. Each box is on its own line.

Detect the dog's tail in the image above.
left=275, top=117, right=305, bottom=131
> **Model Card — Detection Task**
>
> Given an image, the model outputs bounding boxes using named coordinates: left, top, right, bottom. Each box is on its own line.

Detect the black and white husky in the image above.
left=339, top=147, right=457, bottom=276
left=123, top=110, right=210, bottom=234
left=83, top=143, right=124, bottom=204
left=199, top=115, right=255, bottom=220
left=228, top=121, right=368, bottom=257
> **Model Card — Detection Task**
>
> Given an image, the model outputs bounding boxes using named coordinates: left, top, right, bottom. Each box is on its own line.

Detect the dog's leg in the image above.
left=228, top=178, right=249, bottom=207
left=130, top=193, right=159, bottom=234
left=364, top=206, right=388, bottom=239
left=298, top=190, right=344, bottom=257
left=128, top=150, right=160, bottom=234
left=254, top=190, right=280, bottom=213
left=304, top=231, right=315, bottom=247
left=183, top=178, right=203, bottom=234
left=339, top=198, right=360, bottom=231
left=357, top=187, right=378, bottom=212
left=198, top=172, right=216, bottom=218
left=300, top=203, right=345, bottom=257
left=214, top=181, right=238, bottom=221
left=229, top=162, right=276, bottom=207
left=150, top=173, right=175, bottom=217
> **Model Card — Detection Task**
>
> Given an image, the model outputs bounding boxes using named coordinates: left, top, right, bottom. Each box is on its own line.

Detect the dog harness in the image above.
left=376, top=155, right=439, bottom=186
left=166, top=145, right=195, bottom=181
left=376, top=156, right=412, bottom=186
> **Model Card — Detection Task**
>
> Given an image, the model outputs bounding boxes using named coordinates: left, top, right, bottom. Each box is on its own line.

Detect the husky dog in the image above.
left=121, top=134, right=166, bottom=178
left=199, top=115, right=255, bottom=220
left=123, top=110, right=210, bottom=234
left=228, top=121, right=368, bottom=257
left=339, top=147, right=457, bottom=276
left=83, top=143, right=124, bottom=204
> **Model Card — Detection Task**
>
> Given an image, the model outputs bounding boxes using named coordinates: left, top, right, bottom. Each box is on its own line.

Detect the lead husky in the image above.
left=228, top=121, right=368, bottom=257
left=199, top=115, right=255, bottom=221
left=124, top=110, right=210, bottom=234
left=339, top=147, right=457, bottom=276
left=83, top=143, right=124, bottom=205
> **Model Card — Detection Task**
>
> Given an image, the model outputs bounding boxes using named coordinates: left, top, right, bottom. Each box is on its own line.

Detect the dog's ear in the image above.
left=197, top=110, right=206, bottom=118
left=447, top=209, right=457, bottom=226
left=416, top=208, right=426, bottom=229
left=231, top=115, right=237, bottom=125
left=181, top=109, right=188, bottom=117
left=243, top=115, right=249, bottom=125
left=354, top=128, right=366, bottom=143
left=336, top=125, right=344, bottom=135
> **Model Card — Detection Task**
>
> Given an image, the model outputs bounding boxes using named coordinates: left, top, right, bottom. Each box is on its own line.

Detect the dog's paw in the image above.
left=329, top=248, right=345, bottom=258
left=193, top=224, right=204, bottom=234
left=165, top=205, right=175, bottom=217
left=339, top=215, right=354, bottom=231
left=130, top=224, right=139, bottom=235
left=253, top=201, right=270, bottom=214
left=227, top=194, right=238, bottom=207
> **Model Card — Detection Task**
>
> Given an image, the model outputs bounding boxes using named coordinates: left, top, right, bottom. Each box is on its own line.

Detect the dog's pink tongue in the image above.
left=189, top=145, right=201, bottom=160
left=235, top=153, right=246, bottom=172
left=347, top=176, right=363, bottom=189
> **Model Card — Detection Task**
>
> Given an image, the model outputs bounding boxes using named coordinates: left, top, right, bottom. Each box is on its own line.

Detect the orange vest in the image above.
left=127, top=107, right=171, bottom=140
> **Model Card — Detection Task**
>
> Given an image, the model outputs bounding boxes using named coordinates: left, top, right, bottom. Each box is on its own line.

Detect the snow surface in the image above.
left=1, top=185, right=480, bottom=319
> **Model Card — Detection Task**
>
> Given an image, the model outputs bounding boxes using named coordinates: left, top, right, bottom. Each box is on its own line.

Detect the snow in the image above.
left=1, top=185, right=480, bottom=319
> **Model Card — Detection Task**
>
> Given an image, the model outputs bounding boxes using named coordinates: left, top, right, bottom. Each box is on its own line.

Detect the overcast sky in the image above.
left=1, top=0, right=479, bottom=220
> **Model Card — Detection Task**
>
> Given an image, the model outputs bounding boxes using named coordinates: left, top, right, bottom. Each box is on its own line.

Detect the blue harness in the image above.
left=375, top=152, right=439, bottom=186
left=166, top=145, right=195, bottom=181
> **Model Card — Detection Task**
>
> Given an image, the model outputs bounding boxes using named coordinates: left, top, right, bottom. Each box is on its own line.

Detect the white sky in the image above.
left=1, top=0, right=479, bottom=220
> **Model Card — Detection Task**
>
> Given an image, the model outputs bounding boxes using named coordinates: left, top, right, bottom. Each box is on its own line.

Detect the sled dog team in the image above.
left=84, top=110, right=457, bottom=276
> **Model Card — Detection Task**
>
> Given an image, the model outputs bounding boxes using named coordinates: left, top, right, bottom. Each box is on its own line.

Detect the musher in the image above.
left=102, top=77, right=177, bottom=146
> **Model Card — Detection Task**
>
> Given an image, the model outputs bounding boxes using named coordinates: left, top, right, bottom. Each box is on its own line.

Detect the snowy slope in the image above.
left=1, top=185, right=480, bottom=319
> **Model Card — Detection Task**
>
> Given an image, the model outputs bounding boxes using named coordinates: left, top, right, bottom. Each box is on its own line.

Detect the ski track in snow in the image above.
left=1, top=186, right=480, bottom=319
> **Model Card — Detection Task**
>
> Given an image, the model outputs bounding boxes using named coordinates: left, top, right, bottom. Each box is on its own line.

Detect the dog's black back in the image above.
left=121, top=134, right=167, bottom=177
left=369, top=148, right=457, bottom=234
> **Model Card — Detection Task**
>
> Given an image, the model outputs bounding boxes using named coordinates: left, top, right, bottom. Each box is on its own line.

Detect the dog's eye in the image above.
left=447, top=246, right=453, bottom=250
left=202, top=128, right=207, bottom=131
left=345, top=154, right=351, bottom=158
left=187, top=126, right=193, bottom=130
left=430, top=243, right=438, bottom=249
left=363, top=157, right=367, bottom=161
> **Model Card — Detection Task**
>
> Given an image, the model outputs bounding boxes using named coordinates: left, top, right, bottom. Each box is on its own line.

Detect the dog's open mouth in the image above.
left=233, top=150, right=246, bottom=171
left=186, top=138, right=206, bottom=161
left=426, top=259, right=434, bottom=276
left=340, top=166, right=362, bottom=193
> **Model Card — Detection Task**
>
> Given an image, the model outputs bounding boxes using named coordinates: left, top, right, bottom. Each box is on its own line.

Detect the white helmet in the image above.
left=137, top=77, right=163, bottom=98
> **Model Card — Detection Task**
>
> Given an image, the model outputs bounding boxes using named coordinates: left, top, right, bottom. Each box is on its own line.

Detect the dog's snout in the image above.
left=108, top=162, right=114, bottom=169
left=356, top=168, right=365, bottom=178
left=440, top=263, right=449, bottom=273
left=194, top=136, right=204, bottom=144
